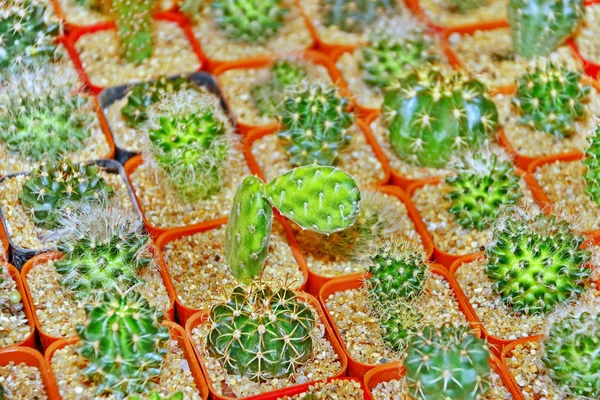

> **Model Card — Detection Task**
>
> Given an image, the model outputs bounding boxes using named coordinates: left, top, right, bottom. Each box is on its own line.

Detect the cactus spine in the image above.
left=584, top=126, right=600, bottom=203
left=320, top=0, right=396, bottom=33
left=251, top=61, right=308, bottom=117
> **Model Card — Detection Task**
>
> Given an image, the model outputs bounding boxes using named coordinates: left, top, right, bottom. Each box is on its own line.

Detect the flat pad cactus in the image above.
left=320, top=0, right=396, bottom=33
left=211, top=0, right=288, bottom=43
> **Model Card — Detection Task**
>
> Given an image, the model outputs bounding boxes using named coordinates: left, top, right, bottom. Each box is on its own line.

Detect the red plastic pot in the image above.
left=0, top=346, right=61, bottom=399
left=1, top=263, right=35, bottom=349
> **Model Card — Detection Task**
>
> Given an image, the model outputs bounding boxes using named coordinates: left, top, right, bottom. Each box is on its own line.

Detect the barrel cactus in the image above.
left=508, top=0, right=585, bottom=59
left=19, top=160, right=114, bottom=229
left=512, top=62, right=590, bottom=138
left=251, top=61, right=308, bottom=117
left=207, top=284, right=316, bottom=382
left=404, top=325, right=491, bottom=400
left=584, top=127, right=600, bottom=204
left=77, top=291, right=169, bottom=398
left=210, top=0, right=289, bottom=43
left=485, top=212, right=592, bottom=315
left=278, top=84, right=353, bottom=166
left=320, top=0, right=396, bottom=33
left=383, top=66, right=498, bottom=168
left=447, top=0, right=487, bottom=13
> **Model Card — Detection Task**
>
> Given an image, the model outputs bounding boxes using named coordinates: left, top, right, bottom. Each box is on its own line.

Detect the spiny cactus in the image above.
left=251, top=61, right=308, bottom=117
left=360, top=16, right=438, bottom=89
left=0, top=67, right=94, bottom=162
left=320, top=0, right=396, bottom=33
left=77, top=291, right=169, bottom=399
left=383, top=66, right=498, bottom=168
left=445, top=150, right=523, bottom=231
left=0, top=0, right=61, bottom=70
left=19, top=160, right=114, bottom=230
left=542, top=309, right=600, bottom=399
left=447, top=0, right=487, bottom=13
left=278, top=84, right=353, bottom=167
left=130, top=392, right=184, bottom=400
left=207, top=284, right=316, bottom=382
left=485, top=212, right=591, bottom=315
left=109, top=0, right=155, bottom=63
left=377, top=303, right=423, bottom=353
left=508, top=0, right=584, bottom=59
left=404, top=325, right=491, bottom=400
left=210, top=0, right=289, bottom=43
left=512, top=62, right=590, bottom=138
left=584, top=127, right=600, bottom=204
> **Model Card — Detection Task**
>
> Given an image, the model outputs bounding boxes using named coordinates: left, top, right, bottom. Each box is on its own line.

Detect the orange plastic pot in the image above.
left=1, top=263, right=35, bottom=349
left=0, top=346, right=61, bottom=399
left=155, top=216, right=309, bottom=325
left=21, top=251, right=175, bottom=350
left=45, top=321, right=209, bottom=399
left=318, top=264, right=481, bottom=378
left=185, top=292, right=348, bottom=400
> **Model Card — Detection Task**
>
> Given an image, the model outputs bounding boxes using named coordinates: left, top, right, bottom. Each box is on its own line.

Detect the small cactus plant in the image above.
left=383, top=66, right=498, bottom=168
left=512, top=62, right=590, bottom=138
left=207, top=283, right=316, bottom=382
left=130, top=392, right=184, bottom=400
left=583, top=127, right=600, bottom=203
left=210, top=0, right=289, bottom=43
left=320, top=0, right=396, bottom=33
left=110, top=0, right=155, bottom=63
left=404, top=325, right=491, bottom=400
left=508, top=0, right=585, bottom=59
left=485, top=211, right=592, bottom=315
left=77, top=291, right=169, bottom=398
left=447, top=0, right=487, bottom=13
left=278, top=84, right=353, bottom=167
left=19, top=160, right=114, bottom=230
left=251, top=61, right=308, bottom=117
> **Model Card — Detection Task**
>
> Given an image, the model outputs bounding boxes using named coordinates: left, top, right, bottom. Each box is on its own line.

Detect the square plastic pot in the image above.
left=0, top=346, right=61, bottom=399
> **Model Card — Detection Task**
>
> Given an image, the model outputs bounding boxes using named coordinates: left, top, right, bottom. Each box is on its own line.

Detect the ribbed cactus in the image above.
left=251, top=61, right=308, bottom=117
left=383, top=66, right=498, bottom=168
left=320, top=0, right=396, bottom=33
left=447, top=0, right=487, bottom=13
left=542, top=310, right=600, bottom=398
left=485, top=213, right=591, bottom=315
left=512, top=62, right=590, bottom=138
left=377, top=305, right=423, bottom=353
left=210, top=0, right=289, bottom=43
left=404, top=325, right=491, bottom=400
left=110, top=0, right=155, bottom=63
left=19, top=160, right=114, bottom=230
left=508, top=0, right=584, bottom=59
left=278, top=84, right=353, bottom=167
left=584, top=127, right=600, bottom=204
left=77, top=291, right=169, bottom=399
left=0, top=0, right=61, bottom=70
left=445, top=152, right=523, bottom=231
left=207, top=284, right=316, bottom=382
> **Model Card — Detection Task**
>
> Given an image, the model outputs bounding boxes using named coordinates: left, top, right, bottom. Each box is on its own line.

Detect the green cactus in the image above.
left=210, top=0, right=289, bottom=43
left=377, top=303, right=423, bottom=353
left=512, top=62, right=590, bottom=138
left=447, top=0, right=487, bottom=13
left=383, top=66, right=498, bottom=168
left=404, top=325, right=491, bottom=400
left=508, top=0, right=584, bottom=59
left=225, top=176, right=273, bottom=282
left=129, top=392, right=184, bottom=400
left=584, top=127, right=600, bottom=204
left=149, top=108, right=229, bottom=202
left=542, top=310, right=600, bottom=399
left=278, top=84, right=353, bottom=167
left=320, top=0, right=396, bottom=33
left=485, top=213, right=591, bottom=315
left=110, top=0, right=155, bottom=63
left=251, top=61, right=308, bottom=117
left=77, top=291, right=169, bottom=399
left=445, top=152, right=523, bottom=231
left=207, top=284, right=316, bottom=382
left=0, top=0, right=61, bottom=70
left=19, top=160, right=114, bottom=230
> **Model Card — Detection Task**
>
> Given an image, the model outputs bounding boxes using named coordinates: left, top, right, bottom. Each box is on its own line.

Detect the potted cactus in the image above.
left=55, top=0, right=174, bottom=25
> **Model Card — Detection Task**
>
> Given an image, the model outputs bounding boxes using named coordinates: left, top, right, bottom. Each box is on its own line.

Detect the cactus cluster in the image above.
left=508, top=0, right=585, bottom=59
left=278, top=84, right=353, bottom=167
left=207, top=284, right=316, bottom=382
left=485, top=212, right=591, bottom=315
left=583, top=126, right=600, bottom=204
left=19, top=160, right=114, bottom=229
left=77, top=291, right=169, bottom=399
left=447, top=0, right=487, bottom=13
left=512, top=62, right=590, bottom=138
left=320, top=0, right=396, bottom=33
left=383, top=66, right=499, bottom=168
left=210, top=0, right=289, bottom=43
left=404, top=325, right=491, bottom=400
left=251, top=61, right=308, bottom=117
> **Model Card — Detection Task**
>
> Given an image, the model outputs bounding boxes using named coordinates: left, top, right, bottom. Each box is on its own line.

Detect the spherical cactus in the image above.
left=207, top=284, right=316, bottom=382
left=508, top=0, right=584, bottom=59
left=251, top=61, right=308, bottom=117
left=320, top=0, right=396, bottom=33
left=376, top=303, right=423, bottom=353
left=445, top=150, right=523, bottom=231
left=447, top=0, right=487, bottom=13
left=583, top=126, right=600, bottom=204
left=19, top=160, right=114, bottom=230
left=0, top=0, right=61, bottom=70
left=210, top=0, right=289, bottom=43
left=109, top=0, right=155, bottom=63
left=404, top=325, right=491, bottom=400
left=542, top=309, right=600, bottom=398
left=512, top=62, right=590, bottom=138
left=485, top=212, right=592, bottom=315
left=76, top=291, right=169, bottom=399
left=383, top=66, right=498, bottom=168
left=277, top=84, right=353, bottom=167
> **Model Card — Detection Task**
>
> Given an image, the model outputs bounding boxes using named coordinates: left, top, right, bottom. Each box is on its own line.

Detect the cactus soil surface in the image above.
left=0, top=362, right=47, bottom=399
left=420, top=0, right=507, bottom=28
left=0, top=265, right=29, bottom=347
